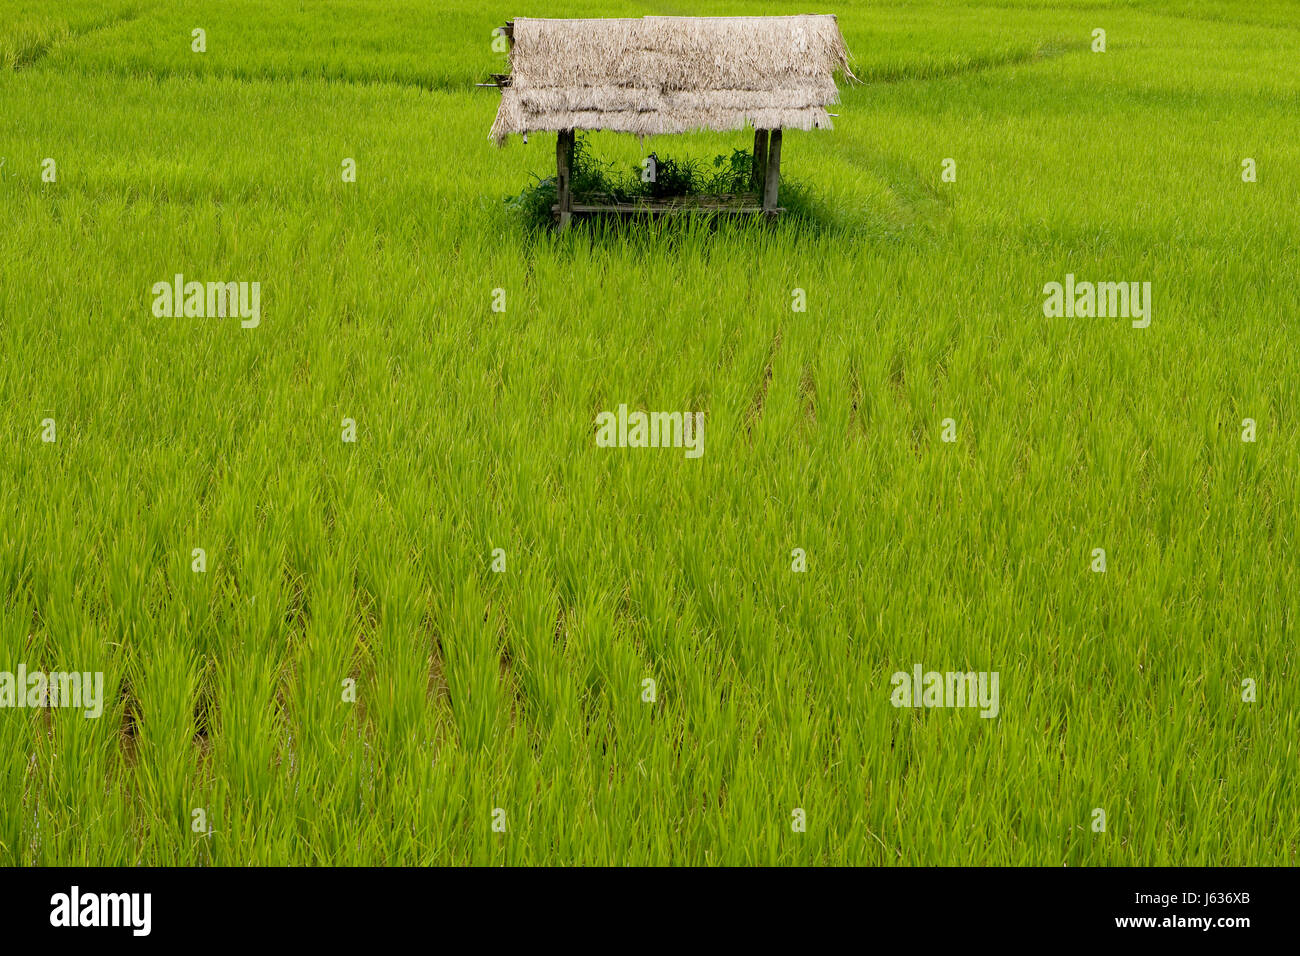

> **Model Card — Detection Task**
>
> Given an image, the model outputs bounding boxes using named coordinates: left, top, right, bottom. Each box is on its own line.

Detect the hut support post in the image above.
left=556, top=129, right=575, bottom=229
left=751, top=128, right=769, bottom=191
left=762, top=128, right=782, bottom=215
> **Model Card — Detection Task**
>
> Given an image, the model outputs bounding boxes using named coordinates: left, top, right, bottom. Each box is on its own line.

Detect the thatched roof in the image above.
left=489, top=15, right=853, bottom=145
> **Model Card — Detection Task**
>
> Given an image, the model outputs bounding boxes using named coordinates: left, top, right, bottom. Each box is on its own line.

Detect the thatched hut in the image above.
left=487, top=15, right=853, bottom=225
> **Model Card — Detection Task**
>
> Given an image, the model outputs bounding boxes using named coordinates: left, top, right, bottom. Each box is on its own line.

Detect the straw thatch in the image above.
left=489, top=15, right=853, bottom=145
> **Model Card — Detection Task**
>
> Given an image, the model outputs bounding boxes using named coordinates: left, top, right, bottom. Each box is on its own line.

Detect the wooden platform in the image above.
left=551, top=193, right=784, bottom=220
left=553, top=128, right=786, bottom=228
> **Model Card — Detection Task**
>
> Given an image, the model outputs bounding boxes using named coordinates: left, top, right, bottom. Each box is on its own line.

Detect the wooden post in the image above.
left=556, top=129, right=574, bottom=229
left=762, top=128, right=782, bottom=215
left=751, top=128, right=769, bottom=192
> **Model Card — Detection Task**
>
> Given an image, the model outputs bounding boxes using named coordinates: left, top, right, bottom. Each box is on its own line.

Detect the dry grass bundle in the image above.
left=490, top=15, right=853, bottom=144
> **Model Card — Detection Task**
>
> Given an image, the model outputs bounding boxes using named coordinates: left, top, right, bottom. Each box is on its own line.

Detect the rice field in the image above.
left=1, top=0, right=1297, bottom=866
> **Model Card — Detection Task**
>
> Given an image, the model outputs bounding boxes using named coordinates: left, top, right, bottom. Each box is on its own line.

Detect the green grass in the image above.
left=0, top=0, right=1297, bottom=866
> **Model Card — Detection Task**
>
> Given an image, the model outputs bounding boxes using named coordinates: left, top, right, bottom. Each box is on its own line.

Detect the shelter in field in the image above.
left=486, top=15, right=853, bottom=225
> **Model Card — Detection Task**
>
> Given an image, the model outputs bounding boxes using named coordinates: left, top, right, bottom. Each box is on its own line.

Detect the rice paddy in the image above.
left=1, top=0, right=1297, bottom=866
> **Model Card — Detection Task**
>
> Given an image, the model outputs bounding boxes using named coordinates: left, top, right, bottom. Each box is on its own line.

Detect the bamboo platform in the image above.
left=551, top=193, right=784, bottom=220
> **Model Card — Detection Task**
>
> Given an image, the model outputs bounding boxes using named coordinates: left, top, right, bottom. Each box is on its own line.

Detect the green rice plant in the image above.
left=0, top=0, right=1297, bottom=868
